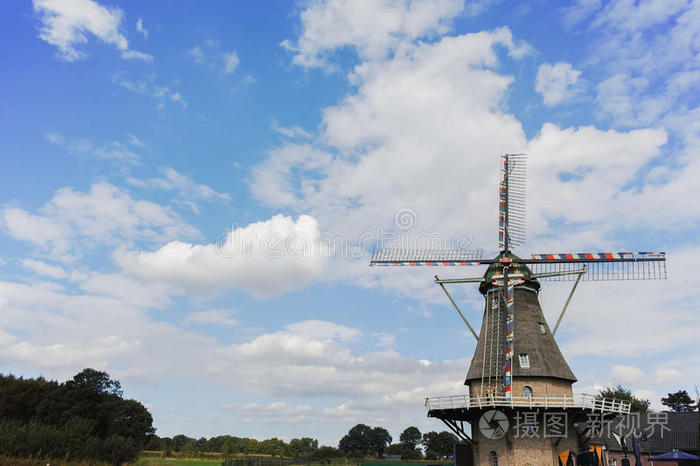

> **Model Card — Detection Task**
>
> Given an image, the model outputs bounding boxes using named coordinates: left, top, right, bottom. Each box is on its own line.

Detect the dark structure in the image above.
left=593, top=412, right=699, bottom=465
left=371, top=154, right=668, bottom=465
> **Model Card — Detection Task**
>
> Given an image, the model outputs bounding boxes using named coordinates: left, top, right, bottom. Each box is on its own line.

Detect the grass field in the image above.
left=135, top=458, right=454, bottom=466
left=136, top=458, right=223, bottom=466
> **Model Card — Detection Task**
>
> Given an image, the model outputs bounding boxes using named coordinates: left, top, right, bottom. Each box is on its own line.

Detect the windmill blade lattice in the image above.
left=370, top=248, right=484, bottom=266
left=529, top=252, right=667, bottom=281
left=499, top=154, right=526, bottom=249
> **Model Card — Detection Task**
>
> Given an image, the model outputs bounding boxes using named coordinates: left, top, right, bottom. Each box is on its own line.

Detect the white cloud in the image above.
left=32, top=0, right=152, bottom=62
left=21, top=259, right=67, bottom=279
left=118, top=214, right=329, bottom=297
left=127, top=167, right=230, bottom=213
left=223, top=51, right=240, bottom=74
left=116, top=76, right=187, bottom=109
left=271, top=121, right=313, bottom=140
left=255, top=28, right=529, bottom=243
left=209, top=319, right=467, bottom=400
left=238, top=402, right=313, bottom=423
left=188, top=46, right=205, bottom=63
left=373, top=331, right=395, bottom=348
left=6, top=335, right=141, bottom=368
left=281, top=0, right=466, bottom=68
left=2, top=182, right=199, bottom=261
left=183, top=309, right=238, bottom=327
left=188, top=42, right=241, bottom=75
left=611, top=364, right=645, bottom=384
left=136, top=17, right=148, bottom=39
left=79, top=272, right=173, bottom=309
left=128, top=134, right=145, bottom=147
left=46, top=131, right=140, bottom=163
left=577, top=0, right=700, bottom=127
left=0, top=279, right=213, bottom=380
left=560, top=0, right=601, bottom=29
left=535, top=62, right=582, bottom=106
left=526, top=123, right=672, bottom=237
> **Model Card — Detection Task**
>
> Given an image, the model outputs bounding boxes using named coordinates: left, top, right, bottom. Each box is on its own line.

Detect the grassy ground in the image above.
left=136, top=458, right=223, bottom=466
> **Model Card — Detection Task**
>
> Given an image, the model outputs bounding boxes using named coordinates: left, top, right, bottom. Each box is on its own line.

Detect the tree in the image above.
left=68, top=368, right=123, bottom=397
left=399, top=426, right=422, bottom=460
left=339, top=424, right=373, bottom=457
left=221, top=438, right=235, bottom=458
left=661, top=390, right=697, bottom=412
left=182, top=439, right=199, bottom=457
left=386, top=443, right=403, bottom=455
left=314, top=446, right=342, bottom=459
left=0, top=369, right=154, bottom=463
left=289, top=437, right=319, bottom=457
left=370, top=427, right=392, bottom=457
left=339, top=424, right=391, bottom=458
left=422, top=431, right=457, bottom=459
left=401, top=449, right=423, bottom=460
left=599, top=385, right=650, bottom=413
left=399, top=426, right=422, bottom=450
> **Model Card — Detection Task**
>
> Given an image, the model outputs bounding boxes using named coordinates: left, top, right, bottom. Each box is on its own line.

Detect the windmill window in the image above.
left=519, top=353, right=530, bottom=368
left=539, top=323, right=546, bottom=334
left=490, top=451, right=498, bottom=466
left=523, top=385, right=533, bottom=398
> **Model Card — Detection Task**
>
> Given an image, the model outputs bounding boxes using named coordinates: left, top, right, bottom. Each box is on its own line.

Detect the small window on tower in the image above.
left=539, top=323, right=546, bottom=334
left=519, top=353, right=530, bottom=369
left=490, top=451, right=498, bottom=466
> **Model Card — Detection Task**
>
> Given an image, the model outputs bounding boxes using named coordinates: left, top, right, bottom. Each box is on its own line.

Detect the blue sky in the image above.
left=1, top=0, right=699, bottom=445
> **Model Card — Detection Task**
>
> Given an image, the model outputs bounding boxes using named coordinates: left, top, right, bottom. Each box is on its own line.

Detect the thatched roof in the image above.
left=465, top=285, right=577, bottom=384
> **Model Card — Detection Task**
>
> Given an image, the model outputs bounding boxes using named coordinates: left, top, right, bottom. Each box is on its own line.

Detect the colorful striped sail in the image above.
left=531, top=252, right=664, bottom=260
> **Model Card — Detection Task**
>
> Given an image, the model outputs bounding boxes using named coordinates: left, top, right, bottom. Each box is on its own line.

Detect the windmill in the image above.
left=370, top=154, right=667, bottom=465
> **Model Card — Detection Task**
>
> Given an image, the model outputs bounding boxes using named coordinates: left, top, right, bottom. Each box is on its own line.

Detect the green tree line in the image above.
left=0, top=368, right=154, bottom=464
left=150, top=424, right=457, bottom=460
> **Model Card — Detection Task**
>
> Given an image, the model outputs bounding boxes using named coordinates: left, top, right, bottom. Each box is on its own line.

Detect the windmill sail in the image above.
left=529, top=252, right=667, bottom=281
left=499, top=153, right=526, bottom=249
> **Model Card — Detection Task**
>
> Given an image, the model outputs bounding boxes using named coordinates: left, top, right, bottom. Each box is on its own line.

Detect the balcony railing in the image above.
left=424, top=393, right=631, bottom=414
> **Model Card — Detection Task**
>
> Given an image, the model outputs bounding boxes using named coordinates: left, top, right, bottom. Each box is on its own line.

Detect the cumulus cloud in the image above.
left=255, top=28, right=530, bottom=247
left=209, top=319, right=467, bottom=401
left=32, top=0, right=152, bottom=62
left=0, top=279, right=212, bottom=381
left=281, top=0, right=467, bottom=68
left=535, top=62, right=582, bottom=106
left=2, top=182, right=199, bottom=261
left=118, top=214, right=329, bottom=297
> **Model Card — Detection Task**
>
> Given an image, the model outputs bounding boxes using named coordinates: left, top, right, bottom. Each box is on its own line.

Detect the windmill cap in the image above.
left=479, top=251, right=541, bottom=295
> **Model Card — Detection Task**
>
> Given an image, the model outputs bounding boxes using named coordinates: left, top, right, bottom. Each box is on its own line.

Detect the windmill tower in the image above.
left=370, top=154, right=667, bottom=466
